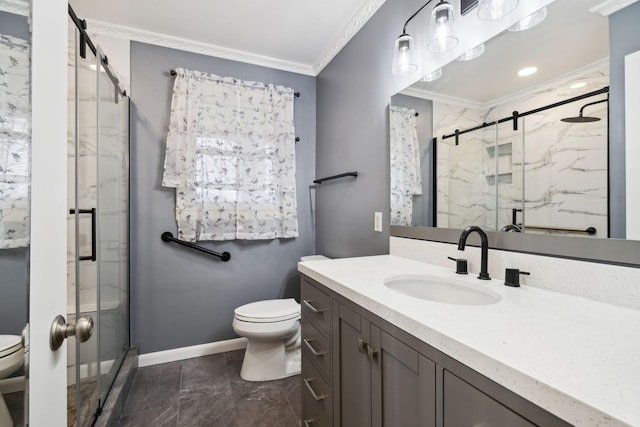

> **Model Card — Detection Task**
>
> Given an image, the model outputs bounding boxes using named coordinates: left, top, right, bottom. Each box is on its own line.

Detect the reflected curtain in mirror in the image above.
left=390, top=106, right=422, bottom=226
left=163, top=68, right=298, bottom=241
left=0, top=34, right=29, bottom=249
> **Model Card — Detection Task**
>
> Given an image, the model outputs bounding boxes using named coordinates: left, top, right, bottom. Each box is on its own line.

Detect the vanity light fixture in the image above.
left=457, top=43, right=485, bottom=61
left=422, top=68, right=443, bottom=82
left=477, top=0, right=519, bottom=21
left=391, top=0, right=458, bottom=76
left=517, top=66, right=538, bottom=77
left=508, top=7, right=547, bottom=31
left=427, top=1, right=459, bottom=53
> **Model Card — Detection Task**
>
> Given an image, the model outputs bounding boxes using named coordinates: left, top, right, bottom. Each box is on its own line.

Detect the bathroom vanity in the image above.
left=298, top=256, right=640, bottom=426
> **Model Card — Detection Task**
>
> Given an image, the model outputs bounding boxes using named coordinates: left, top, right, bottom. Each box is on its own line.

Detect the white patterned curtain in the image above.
left=163, top=68, right=298, bottom=241
left=0, top=34, right=30, bottom=249
left=390, top=106, right=422, bottom=226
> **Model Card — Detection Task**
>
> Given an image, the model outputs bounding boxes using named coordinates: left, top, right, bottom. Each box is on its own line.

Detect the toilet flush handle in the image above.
left=50, top=315, right=94, bottom=351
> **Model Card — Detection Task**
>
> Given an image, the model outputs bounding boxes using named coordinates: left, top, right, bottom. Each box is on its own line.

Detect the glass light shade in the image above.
left=427, top=1, right=458, bottom=53
left=508, top=7, right=547, bottom=31
left=477, top=0, right=519, bottom=21
left=392, top=34, right=418, bottom=76
left=457, top=43, right=485, bottom=61
left=422, top=68, right=443, bottom=82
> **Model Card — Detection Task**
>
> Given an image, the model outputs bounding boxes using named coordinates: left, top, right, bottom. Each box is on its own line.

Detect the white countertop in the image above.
left=298, top=255, right=640, bottom=427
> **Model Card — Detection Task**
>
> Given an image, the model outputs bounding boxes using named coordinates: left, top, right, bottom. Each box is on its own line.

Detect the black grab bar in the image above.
left=313, top=171, right=358, bottom=184
left=161, top=232, right=231, bottom=261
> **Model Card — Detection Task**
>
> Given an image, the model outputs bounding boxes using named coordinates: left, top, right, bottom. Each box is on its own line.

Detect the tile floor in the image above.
left=118, top=350, right=301, bottom=427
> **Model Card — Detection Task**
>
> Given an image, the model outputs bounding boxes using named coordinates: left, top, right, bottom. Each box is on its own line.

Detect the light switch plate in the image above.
left=374, top=212, right=382, bottom=232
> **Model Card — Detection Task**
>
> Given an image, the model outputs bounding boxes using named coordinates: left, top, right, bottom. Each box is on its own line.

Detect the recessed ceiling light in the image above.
left=517, top=66, right=538, bottom=77
left=569, top=82, right=587, bottom=90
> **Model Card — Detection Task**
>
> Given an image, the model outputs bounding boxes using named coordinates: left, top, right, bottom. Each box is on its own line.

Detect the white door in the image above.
left=29, top=0, right=69, bottom=425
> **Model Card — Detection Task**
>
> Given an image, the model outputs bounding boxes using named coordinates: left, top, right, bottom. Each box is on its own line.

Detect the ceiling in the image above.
left=408, top=0, right=610, bottom=105
left=69, top=0, right=381, bottom=76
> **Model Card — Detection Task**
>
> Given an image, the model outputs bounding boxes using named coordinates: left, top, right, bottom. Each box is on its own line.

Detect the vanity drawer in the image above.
left=301, top=277, right=332, bottom=335
left=301, top=319, right=331, bottom=383
left=302, top=355, right=332, bottom=427
left=443, top=370, right=535, bottom=427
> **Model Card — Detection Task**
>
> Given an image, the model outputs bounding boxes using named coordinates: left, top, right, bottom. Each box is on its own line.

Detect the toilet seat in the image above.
left=234, top=298, right=300, bottom=323
left=0, top=335, right=21, bottom=358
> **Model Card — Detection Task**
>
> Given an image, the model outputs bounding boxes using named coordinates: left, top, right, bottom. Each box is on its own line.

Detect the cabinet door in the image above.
left=335, top=303, right=371, bottom=427
left=370, top=326, right=436, bottom=427
left=443, top=370, right=535, bottom=427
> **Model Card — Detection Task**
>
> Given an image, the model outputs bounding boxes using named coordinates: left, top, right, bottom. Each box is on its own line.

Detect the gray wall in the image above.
left=0, top=10, right=29, bottom=336
left=315, top=0, right=433, bottom=258
left=130, top=42, right=316, bottom=354
left=390, top=94, right=434, bottom=227
left=609, top=1, right=640, bottom=238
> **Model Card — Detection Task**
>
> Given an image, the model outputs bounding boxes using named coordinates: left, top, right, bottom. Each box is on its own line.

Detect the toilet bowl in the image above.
left=232, top=298, right=301, bottom=381
left=0, top=335, right=24, bottom=427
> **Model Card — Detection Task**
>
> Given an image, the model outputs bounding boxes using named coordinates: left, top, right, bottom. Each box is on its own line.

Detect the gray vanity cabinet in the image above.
left=300, top=275, right=570, bottom=427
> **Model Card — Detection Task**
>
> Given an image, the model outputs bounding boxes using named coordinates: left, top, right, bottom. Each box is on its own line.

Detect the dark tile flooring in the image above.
left=118, top=350, right=300, bottom=427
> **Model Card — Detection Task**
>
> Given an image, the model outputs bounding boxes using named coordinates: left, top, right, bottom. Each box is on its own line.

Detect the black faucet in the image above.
left=458, top=226, right=491, bottom=280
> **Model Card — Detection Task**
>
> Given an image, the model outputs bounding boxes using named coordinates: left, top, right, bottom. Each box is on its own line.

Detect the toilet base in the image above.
left=0, top=394, right=13, bottom=427
left=240, top=341, right=301, bottom=382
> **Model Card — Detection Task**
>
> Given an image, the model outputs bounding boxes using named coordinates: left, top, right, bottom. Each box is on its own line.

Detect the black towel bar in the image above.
left=161, top=232, right=231, bottom=261
left=313, top=171, right=358, bottom=184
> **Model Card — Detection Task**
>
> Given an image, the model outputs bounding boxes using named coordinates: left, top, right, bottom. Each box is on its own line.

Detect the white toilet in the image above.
left=0, top=335, right=24, bottom=427
left=233, top=298, right=301, bottom=381
left=232, top=255, right=329, bottom=382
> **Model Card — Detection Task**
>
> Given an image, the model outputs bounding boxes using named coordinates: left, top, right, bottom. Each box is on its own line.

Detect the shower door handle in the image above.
left=69, top=208, right=97, bottom=261
left=50, top=315, right=94, bottom=351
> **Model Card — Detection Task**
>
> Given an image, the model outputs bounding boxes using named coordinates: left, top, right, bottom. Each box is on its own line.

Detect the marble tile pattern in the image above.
left=299, top=252, right=640, bottom=426
left=434, top=64, right=609, bottom=237
left=118, top=350, right=300, bottom=427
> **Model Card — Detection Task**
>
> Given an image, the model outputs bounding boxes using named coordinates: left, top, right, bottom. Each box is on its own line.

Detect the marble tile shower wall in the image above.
left=435, top=62, right=609, bottom=236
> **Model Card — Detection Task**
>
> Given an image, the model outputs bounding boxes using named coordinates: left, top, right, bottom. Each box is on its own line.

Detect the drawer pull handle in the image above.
left=357, top=337, right=367, bottom=353
left=303, top=299, right=327, bottom=314
left=304, top=338, right=328, bottom=357
left=303, top=378, right=327, bottom=401
left=303, top=419, right=316, bottom=427
left=367, top=344, right=378, bottom=360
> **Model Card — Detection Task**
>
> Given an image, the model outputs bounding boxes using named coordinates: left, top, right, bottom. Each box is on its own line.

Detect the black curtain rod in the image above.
left=169, top=69, right=300, bottom=97
left=442, top=86, right=609, bottom=141
left=68, top=5, right=127, bottom=98
left=161, top=232, right=231, bottom=261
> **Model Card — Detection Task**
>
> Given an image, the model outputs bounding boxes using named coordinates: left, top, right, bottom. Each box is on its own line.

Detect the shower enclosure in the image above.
left=66, top=8, right=129, bottom=426
left=438, top=87, right=609, bottom=238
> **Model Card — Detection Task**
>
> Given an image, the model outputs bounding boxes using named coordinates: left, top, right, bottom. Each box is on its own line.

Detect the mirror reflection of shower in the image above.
left=561, top=98, right=608, bottom=123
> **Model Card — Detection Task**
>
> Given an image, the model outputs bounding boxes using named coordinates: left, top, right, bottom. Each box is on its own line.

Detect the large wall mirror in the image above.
left=390, top=0, right=640, bottom=265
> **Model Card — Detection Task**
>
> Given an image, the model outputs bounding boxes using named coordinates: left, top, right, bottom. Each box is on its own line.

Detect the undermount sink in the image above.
left=383, top=275, right=502, bottom=306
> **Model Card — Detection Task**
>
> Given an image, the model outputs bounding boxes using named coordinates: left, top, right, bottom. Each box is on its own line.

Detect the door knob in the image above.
left=50, top=315, right=94, bottom=351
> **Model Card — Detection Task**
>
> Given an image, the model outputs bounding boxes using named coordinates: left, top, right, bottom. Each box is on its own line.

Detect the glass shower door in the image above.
left=95, top=46, right=129, bottom=408
left=68, top=22, right=100, bottom=427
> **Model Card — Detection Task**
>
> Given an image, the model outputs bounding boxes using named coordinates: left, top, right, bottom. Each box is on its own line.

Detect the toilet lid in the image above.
left=234, top=299, right=300, bottom=323
left=0, top=335, right=22, bottom=358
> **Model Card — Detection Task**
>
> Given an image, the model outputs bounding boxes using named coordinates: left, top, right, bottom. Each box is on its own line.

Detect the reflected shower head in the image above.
left=561, top=98, right=607, bottom=123
left=561, top=114, right=600, bottom=123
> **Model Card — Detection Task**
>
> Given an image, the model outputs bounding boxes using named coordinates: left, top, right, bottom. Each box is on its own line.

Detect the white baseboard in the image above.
left=0, top=376, right=25, bottom=394
left=138, top=337, right=248, bottom=368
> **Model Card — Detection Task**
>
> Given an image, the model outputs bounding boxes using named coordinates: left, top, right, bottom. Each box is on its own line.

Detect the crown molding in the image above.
left=0, top=0, right=29, bottom=16
left=85, top=0, right=384, bottom=77
left=85, top=19, right=317, bottom=76
left=312, top=0, right=386, bottom=74
left=590, top=0, right=639, bottom=16
left=400, top=86, right=486, bottom=110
